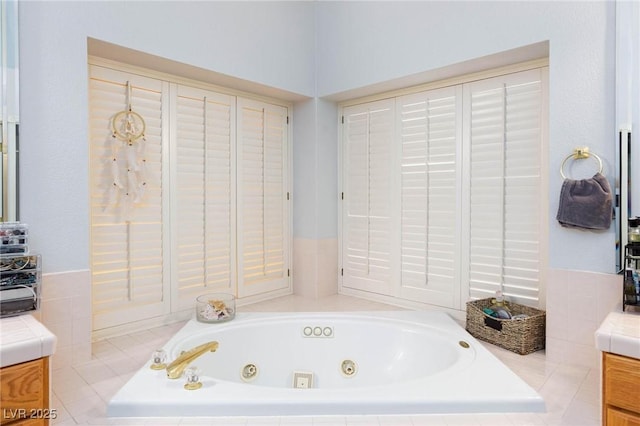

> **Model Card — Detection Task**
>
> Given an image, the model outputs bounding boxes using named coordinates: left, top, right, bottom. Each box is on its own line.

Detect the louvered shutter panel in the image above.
left=398, top=87, right=461, bottom=308
left=89, top=66, right=166, bottom=329
left=342, top=99, right=395, bottom=295
left=237, top=98, right=289, bottom=297
left=173, top=85, right=236, bottom=309
left=464, top=69, right=544, bottom=306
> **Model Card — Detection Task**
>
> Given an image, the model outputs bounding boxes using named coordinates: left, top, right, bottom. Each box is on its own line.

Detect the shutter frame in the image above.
left=339, top=67, right=547, bottom=310
left=89, top=63, right=292, bottom=331
left=237, top=97, right=290, bottom=297
left=89, top=66, right=167, bottom=329
left=341, top=98, right=396, bottom=295
left=463, top=69, right=544, bottom=306
left=173, top=84, right=237, bottom=311
left=398, top=85, right=462, bottom=308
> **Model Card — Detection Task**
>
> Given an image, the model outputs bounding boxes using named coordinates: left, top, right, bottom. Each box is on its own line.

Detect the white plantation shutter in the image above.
left=89, top=66, right=166, bottom=329
left=173, top=85, right=236, bottom=310
left=342, top=99, right=395, bottom=295
left=463, top=69, right=544, bottom=306
left=340, top=67, right=546, bottom=310
left=90, top=63, right=291, bottom=331
left=237, top=98, right=289, bottom=297
left=398, top=87, right=462, bottom=308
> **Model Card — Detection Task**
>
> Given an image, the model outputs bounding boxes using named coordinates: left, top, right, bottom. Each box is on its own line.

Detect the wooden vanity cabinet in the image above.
left=0, top=357, right=50, bottom=426
left=603, top=352, right=640, bottom=426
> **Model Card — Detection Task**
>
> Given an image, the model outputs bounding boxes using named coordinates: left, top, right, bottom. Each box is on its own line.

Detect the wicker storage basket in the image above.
left=466, top=298, right=546, bottom=355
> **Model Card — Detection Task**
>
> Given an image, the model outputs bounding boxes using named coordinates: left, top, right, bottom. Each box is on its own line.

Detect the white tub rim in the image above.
left=108, top=310, right=546, bottom=417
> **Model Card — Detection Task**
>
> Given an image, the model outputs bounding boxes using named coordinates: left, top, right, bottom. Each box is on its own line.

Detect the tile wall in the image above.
left=545, top=268, right=621, bottom=368
left=34, top=261, right=623, bottom=371
left=293, top=238, right=339, bottom=298
left=33, top=270, right=92, bottom=369
left=293, top=237, right=623, bottom=370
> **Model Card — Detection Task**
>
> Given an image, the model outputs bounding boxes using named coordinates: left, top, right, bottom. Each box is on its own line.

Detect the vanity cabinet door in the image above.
left=603, top=352, right=640, bottom=426
left=607, top=407, right=640, bottom=426
left=0, top=357, right=49, bottom=425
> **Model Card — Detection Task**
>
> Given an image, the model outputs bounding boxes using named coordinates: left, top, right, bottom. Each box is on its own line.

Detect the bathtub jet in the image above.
left=107, top=311, right=545, bottom=417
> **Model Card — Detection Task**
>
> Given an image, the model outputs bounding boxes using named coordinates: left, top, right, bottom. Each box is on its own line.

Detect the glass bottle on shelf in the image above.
left=629, top=217, right=640, bottom=244
left=624, top=269, right=638, bottom=305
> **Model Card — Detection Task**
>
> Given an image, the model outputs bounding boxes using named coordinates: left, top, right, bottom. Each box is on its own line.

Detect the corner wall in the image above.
left=18, top=2, right=621, bottom=366
left=315, top=0, right=617, bottom=275
left=312, top=1, right=618, bottom=366
left=18, top=1, right=316, bottom=274
left=292, top=98, right=339, bottom=296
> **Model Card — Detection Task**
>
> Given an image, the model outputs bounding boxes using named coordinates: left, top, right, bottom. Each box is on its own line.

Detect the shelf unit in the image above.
left=623, top=244, right=640, bottom=312
left=0, top=253, right=41, bottom=317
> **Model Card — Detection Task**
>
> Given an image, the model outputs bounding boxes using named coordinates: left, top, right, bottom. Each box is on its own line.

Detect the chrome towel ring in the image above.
left=560, top=147, right=603, bottom=179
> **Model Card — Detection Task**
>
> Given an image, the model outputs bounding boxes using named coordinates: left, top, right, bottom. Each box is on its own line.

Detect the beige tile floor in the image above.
left=50, top=295, right=600, bottom=426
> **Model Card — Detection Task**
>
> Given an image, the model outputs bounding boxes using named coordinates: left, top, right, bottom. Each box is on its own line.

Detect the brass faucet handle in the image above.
left=150, top=349, right=168, bottom=370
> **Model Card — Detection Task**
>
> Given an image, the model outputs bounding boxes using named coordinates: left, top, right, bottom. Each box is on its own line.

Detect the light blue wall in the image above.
left=315, top=98, right=339, bottom=240
left=18, top=1, right=316, bottom=273
left=315, top=1, right=617, bottom=273
left=293, top=99, right=319, bottom=239
left=18, top=1, right=617, bottom=275
left=293, top=98, right=339, bottom=240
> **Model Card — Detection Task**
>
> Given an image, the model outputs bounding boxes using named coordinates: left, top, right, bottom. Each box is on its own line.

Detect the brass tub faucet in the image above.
left=166, top=341, right=219, bottom=379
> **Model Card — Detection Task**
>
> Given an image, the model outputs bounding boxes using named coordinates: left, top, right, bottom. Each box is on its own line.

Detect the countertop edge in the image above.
left=0, top=314, right=57, bottom=368
left=595, top=311, right=640, bottom=360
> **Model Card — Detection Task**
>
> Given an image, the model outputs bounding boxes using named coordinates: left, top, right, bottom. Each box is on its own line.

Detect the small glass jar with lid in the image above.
left=624, top=269, right=638, bottom=304
left=630, top=217, right=640, bottom=244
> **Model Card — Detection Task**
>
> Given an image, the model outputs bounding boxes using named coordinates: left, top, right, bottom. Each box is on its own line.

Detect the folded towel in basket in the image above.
left=556, top=172, right=613, bottom=230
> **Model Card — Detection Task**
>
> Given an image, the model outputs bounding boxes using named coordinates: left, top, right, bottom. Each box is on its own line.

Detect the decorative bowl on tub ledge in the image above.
left=195, top=293, right=235, bottom=323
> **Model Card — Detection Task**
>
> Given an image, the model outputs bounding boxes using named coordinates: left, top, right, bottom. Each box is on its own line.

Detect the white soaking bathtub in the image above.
left=107, top=311, right=545, bottom=417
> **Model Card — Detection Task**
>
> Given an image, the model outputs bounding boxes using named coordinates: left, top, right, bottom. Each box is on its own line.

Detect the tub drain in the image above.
left=341, top=359, right=357, bottom=377
left=241, top=363, right=258, bottom=382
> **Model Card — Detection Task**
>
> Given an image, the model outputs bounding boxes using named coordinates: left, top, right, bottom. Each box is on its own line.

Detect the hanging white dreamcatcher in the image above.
left=106, top=81, right=147, bottom=221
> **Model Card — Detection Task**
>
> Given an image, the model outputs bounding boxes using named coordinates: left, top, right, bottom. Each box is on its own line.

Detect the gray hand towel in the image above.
left=556, top=172, right=612, bottom=230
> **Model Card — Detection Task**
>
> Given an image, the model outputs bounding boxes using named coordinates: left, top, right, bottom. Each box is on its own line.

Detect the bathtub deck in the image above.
left=107, top=310, right=544, bottom=418
left=50, top=294, right=599, bottom=425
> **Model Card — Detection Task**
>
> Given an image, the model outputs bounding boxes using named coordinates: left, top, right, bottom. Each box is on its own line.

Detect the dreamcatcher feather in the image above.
left=106, top=81, right=147, bottom=222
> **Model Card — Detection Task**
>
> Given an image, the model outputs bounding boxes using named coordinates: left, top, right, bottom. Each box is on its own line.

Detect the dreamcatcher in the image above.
left=106, top=81, right=147, bottom=221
